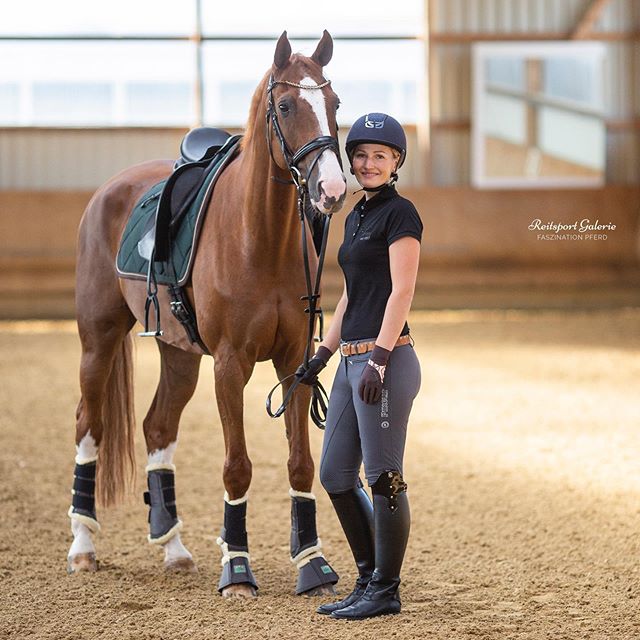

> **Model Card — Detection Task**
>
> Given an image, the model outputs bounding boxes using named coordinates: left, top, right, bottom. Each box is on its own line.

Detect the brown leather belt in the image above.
left=339, top=334, right=411, bottom=357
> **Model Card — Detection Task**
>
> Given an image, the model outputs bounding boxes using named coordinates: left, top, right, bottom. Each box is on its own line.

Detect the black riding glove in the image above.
left=295, top=346, right=333, bottom=386
left=358, top=345, right=391, bottom=405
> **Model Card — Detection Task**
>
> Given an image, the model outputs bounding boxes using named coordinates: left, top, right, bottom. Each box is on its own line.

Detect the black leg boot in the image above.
left=331, top=471, right=410, bottom=620
left=317, top=481, right=375, bottom=615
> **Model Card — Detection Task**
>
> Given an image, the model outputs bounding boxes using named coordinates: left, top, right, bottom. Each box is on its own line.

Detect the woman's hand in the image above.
left=295, top=346, right=333, bottom=385
left=358, top=345, right=390, bottom=404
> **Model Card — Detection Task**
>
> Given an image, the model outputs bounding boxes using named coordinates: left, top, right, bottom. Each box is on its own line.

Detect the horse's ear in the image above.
left=311, top=30, right=333, bottom=67
left=274, top=31, right=292, bottom=69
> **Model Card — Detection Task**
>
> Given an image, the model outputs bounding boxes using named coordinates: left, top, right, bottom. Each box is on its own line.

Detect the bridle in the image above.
left=264, top=73, right=342, bottom=429
left=265, top=74, right=342, bottom=189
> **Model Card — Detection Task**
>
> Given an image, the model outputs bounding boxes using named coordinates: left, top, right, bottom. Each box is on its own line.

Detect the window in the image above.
left=0, top=1, right=424, bottom=127
left=472, top=42, right=606, bottom=188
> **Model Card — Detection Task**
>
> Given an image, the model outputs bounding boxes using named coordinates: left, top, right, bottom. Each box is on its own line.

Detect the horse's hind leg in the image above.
left=68, top=310, right=135, bottom=574
left=142, top=340, right=201, bottom=573
left=274, top=355, right=339, bottom=597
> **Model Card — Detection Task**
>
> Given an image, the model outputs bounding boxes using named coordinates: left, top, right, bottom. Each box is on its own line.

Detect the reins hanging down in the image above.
left=263, top=74, right=340, bottom=429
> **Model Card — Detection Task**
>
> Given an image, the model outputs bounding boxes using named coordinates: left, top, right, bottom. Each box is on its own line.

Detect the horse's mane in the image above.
left=241, top=70, right=271, bottom=151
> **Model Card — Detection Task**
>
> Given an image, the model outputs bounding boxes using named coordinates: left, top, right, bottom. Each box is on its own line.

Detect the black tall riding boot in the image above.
left=316, top=481, right=375, bottom=615
left=331, top=471, right=410, bottom=620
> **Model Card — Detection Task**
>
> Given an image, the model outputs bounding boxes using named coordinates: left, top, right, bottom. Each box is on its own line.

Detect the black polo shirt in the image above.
left=338, top=185, right=423, bottom=341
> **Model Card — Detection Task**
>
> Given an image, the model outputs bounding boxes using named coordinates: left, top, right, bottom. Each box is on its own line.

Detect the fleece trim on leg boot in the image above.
left=217, top=494, right=258, bottom=592
left=290, top=490, right=338, bottom=594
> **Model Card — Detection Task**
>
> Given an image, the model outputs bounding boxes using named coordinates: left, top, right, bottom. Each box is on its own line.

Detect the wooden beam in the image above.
left=431, top=119, right=470, bottom=131
left=430, top=31, right=640, bottom=44
left=605, top=118, right=640, bottom=132
left=430, top=119, right=640, bottom=132
left=421, top=0, right=433, bottom=186
left=193, top=0, right=204, bottom=127
left=571, top=0, right=613, bottom=40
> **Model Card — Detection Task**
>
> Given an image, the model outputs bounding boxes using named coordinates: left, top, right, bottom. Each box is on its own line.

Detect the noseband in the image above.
left=265, top=74, right=342, bottom=189
left=264, top=74, right=342, bottom=429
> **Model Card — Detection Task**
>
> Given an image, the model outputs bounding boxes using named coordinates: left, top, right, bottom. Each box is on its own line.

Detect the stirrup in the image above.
left=139, top=260, right=163, bottom=337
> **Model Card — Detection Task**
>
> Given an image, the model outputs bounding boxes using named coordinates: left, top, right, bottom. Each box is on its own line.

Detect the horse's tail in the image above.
left=96, top=331, right=136, bottom=508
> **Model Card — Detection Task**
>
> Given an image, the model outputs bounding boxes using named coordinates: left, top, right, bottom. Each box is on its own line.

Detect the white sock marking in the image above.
left=68, top=519, right=95, bottom=557
left=163, top=533, right=193, bottom=564
left=75, top=432, right=98, bottom=464
left=147, top=442, right=177, bottom=467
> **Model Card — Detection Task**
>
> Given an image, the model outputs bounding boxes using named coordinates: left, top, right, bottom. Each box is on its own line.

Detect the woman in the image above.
left=297, top=112, right=423, bottom=619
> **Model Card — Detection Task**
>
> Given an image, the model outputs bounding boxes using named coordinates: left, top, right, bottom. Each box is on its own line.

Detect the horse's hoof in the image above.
left=221, top=583, right=258, bottom=599
left=67, top=553, right=98, bottom=574
left=164, top=557, right=198, bottom=574
left=301, top=584, right=337, bottom=597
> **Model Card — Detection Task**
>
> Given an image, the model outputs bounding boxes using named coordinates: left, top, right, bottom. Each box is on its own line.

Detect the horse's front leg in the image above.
left=213, top=345, right=258, bottom=598
left=274, top=356, right=339, bottom=596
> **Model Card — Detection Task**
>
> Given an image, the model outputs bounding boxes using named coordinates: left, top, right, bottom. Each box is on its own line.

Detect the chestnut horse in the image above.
left=67, top=31, right=347, bottom=598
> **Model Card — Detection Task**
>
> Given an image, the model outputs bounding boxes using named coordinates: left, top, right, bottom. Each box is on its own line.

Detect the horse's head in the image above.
left=267, top=30, right=347, bottom=215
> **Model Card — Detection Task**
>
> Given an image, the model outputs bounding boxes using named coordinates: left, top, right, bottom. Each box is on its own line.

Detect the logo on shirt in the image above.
left=358, top=224, right=373, bottom=241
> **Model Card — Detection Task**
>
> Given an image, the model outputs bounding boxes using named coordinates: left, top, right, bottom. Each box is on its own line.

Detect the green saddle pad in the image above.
left=116, top=138, right=240, bottom=286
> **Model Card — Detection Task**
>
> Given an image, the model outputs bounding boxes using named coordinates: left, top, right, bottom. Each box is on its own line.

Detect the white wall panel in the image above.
left=0, top=127, right=425, bottom=190
left=607, top=131, right=640, bottom=183
left=603, top=42, right=634, bottom=118
left=0, top=129, right=189, bottom=189
left=596, top=0, right=635, bottom=32
left=432, top=130, right=470, bottom=186
left=433, top=0, right=593, bottom=33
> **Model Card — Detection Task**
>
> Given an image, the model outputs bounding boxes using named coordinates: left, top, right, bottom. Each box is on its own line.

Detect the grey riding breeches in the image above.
left=319, top=343, right=421, bottom=493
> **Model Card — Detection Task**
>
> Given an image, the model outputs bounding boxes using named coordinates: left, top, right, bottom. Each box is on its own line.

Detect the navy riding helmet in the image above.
left=345, top=113, right=407, bottom=170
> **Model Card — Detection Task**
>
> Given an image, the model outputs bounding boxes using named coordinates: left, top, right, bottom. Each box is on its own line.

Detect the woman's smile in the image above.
left=352, top=143, right=399, bottom=189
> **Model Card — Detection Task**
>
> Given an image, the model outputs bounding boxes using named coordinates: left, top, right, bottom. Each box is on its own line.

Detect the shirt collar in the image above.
left=354, top=184, right=398, bottom=214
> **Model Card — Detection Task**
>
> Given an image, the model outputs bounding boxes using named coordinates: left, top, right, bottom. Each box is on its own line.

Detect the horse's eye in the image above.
left=278, top=102, right=290, bottom=115
left=336, top=102, right=340, bottom=110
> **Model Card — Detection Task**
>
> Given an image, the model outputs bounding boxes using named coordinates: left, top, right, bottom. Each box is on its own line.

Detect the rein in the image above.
left=264, top=74, right=340, bottom=429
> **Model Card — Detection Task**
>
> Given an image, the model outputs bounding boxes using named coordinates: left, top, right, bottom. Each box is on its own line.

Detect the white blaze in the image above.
left=298, top=76, right=346, bottom=212
left=298, top=76, right=331, bottom=136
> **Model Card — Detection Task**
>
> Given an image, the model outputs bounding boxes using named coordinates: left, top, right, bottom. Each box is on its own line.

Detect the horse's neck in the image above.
left=236, top=143, right=300, bottom=256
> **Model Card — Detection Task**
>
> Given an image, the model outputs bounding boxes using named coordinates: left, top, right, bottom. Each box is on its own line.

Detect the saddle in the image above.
left=138, top=128, right=240, bottom=263
left=116, top=127, right=242, bottom=351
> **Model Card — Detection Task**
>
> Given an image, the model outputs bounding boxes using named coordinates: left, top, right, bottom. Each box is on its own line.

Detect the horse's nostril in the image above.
left=319, top=178, right=347, bottom=199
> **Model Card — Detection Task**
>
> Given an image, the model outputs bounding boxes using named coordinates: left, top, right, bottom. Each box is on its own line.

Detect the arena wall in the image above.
left=2, top=185, right=638, bottom=318
left=2, top=0, right=639, bottom=317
